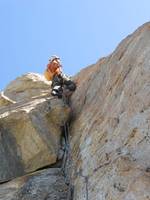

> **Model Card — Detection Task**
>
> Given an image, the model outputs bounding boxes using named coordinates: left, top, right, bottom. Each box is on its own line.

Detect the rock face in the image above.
left=0, top=168, right=69, bottom=200
left=70, top=22, right=150, bottom=199
left=0, top=73, right=70, bottom=182
left=2, top=73, right=51, bottom=103
left=0, top=22, right=150, bottom=200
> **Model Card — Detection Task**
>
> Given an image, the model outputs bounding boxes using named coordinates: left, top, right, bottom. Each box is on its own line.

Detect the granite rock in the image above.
left=70, top=22, right=150, bottom=200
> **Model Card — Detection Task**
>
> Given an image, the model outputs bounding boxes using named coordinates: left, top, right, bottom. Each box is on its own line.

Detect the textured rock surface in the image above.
left=0, top=73, right=70, bottom=182
left=0, top=22, right=150, bottom=200
left=0, top=168, right=69, bottom=200
left=70, top=22, right=150, bottom=199
left=3, top=73, right=51, bottom=103
left=0, top=92, right=16, bottom=106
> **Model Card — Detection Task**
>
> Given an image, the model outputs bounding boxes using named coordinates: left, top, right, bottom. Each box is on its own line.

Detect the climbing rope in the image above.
left=61, top=122, right=74, bottom=200
left=61, top=122, right=69, bottom=172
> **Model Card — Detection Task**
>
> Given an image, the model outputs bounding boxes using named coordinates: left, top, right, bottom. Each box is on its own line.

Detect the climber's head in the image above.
left=49, top=55, right=61, bottom=65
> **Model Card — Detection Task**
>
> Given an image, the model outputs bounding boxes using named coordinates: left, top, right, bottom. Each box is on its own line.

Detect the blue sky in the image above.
left=0, top=0, right=150, bottom=90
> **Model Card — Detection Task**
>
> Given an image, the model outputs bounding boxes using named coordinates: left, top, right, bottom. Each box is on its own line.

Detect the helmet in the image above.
left=49, top=55, right=61, bottom=62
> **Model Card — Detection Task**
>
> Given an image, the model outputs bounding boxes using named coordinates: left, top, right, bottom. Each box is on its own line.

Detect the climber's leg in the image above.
left=51, top=74, right=64, bottom=98
left=63, top=80, right=76, bottom=92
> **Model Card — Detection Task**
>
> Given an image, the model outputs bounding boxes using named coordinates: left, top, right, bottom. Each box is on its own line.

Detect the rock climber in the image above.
left=44, top=55, right=76, bottom=98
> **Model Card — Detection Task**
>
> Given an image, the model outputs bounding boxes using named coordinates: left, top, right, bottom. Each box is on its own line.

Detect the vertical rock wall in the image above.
left=70, top=22, right=150, bottom=200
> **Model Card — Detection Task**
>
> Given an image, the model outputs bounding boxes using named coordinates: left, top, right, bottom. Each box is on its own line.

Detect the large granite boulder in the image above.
left=70, top=22, right=150, bottom=199
left=0, top=73, right=70, bottom=182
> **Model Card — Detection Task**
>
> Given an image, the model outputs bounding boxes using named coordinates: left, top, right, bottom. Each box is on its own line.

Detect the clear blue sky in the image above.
left=0, top=0, right=150, bottom=90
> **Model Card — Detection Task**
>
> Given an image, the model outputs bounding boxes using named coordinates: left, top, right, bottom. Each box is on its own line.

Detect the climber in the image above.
left=44, top=55, right=76, bottom=98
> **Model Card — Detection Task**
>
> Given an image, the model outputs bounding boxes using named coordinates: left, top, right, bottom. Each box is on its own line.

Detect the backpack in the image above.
left=44, top=62, right=61, bottom=81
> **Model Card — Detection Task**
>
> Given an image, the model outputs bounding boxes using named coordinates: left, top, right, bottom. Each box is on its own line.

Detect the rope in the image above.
left=61, top=122, right=70, bottom=177
left=61, top=122, right=74, bottom=200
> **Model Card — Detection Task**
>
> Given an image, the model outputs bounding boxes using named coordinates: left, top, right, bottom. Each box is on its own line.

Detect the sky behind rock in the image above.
left=0, top=0, right=150, bottom=90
